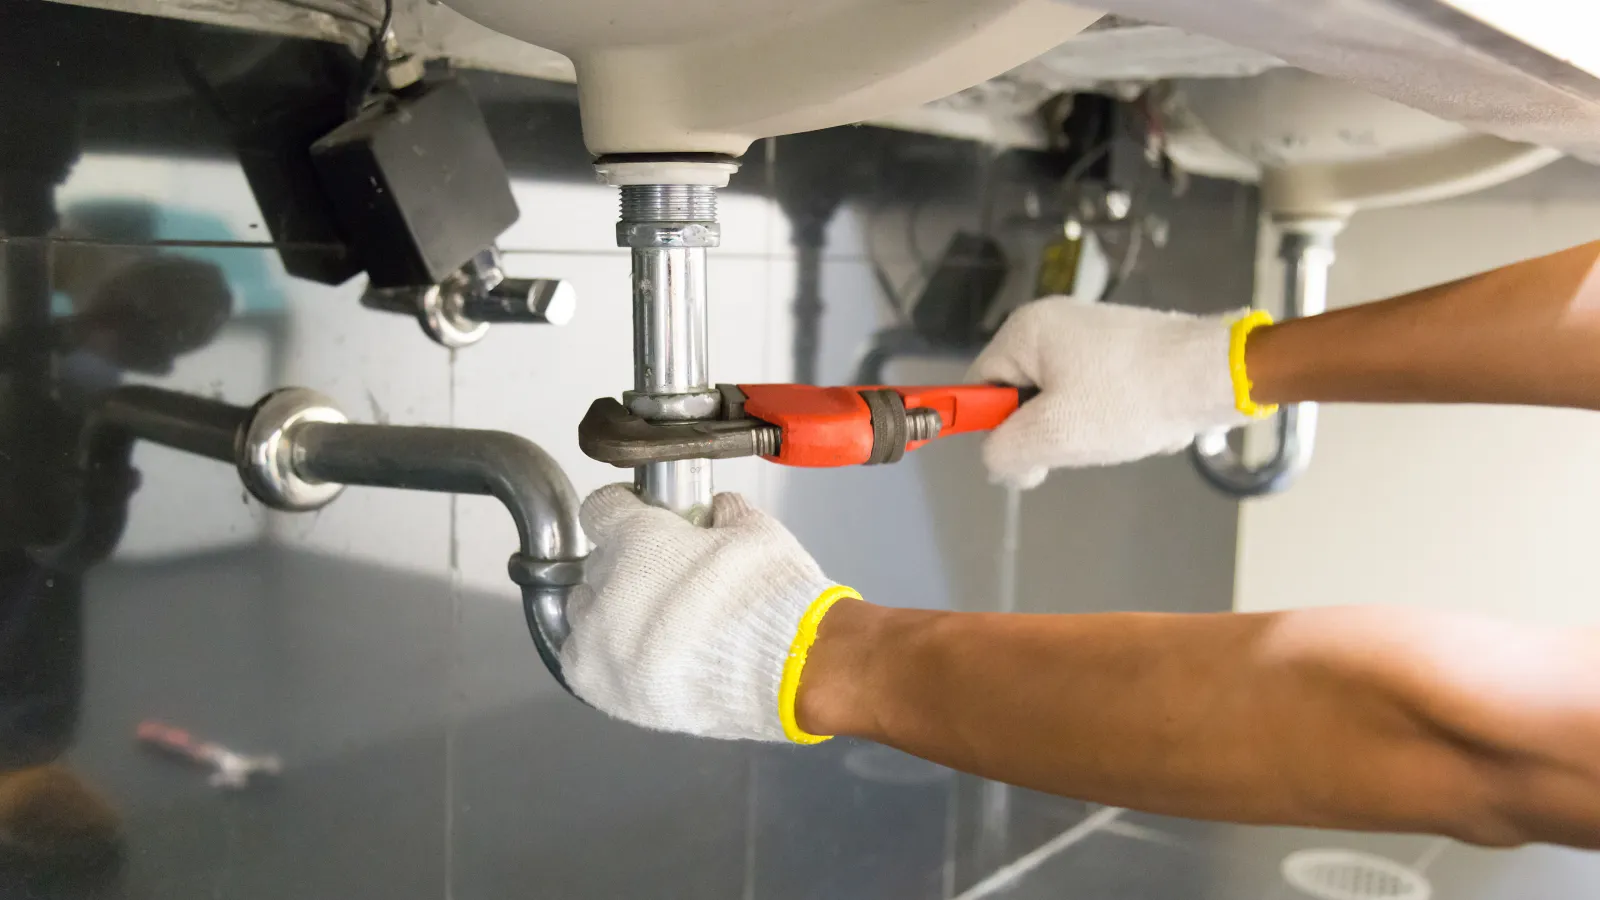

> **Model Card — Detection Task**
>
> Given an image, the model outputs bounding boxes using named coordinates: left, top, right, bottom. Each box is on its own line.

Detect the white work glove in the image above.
left=560, top=485, right=857, bottom=744
left=970, top=299, right=1255, bottom=487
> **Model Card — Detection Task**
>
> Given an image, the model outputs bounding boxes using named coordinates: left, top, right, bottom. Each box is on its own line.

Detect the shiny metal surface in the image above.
left=628, top=243, right=712, bottom=395
left=1190, top=223, right=1335, bottom=497
left=463, top=276, right=577, bottom=326
left=289, top=419, right=585, bottom=574
left=455, top=247, right=578, bottom=327
left=98, top=386, right=252, bottom=465
left=906, top=407, right=944, bottom=443
left=237, top=387, right=351, bottom=511
left=362, top=282, right=492, bottom=348
left=619, top=183, right=720, bottom=222
left=578, top=395, right=781, bottom=465
left=43, top=379, right=584, bottom=688
left=621, top=387, right=722, bottom=421
left=360, top=252, right=574, bottom=347
left=617, top=220, right=722, bottom=248
left=620, top=181, right=720, bottom=521
left=289, top=418, right=585, bottom=682
left=416, top=282, right=494, bottom=348
left=635, top=453, right=715, bottom=522
left=1191, top=396, right=1321, bottom=496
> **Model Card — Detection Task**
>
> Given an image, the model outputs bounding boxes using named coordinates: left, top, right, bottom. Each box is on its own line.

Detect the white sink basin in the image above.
left=439, top=0, right=1101, bottom=156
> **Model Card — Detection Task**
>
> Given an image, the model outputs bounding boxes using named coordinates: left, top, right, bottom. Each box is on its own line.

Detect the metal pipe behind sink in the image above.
left=291, top=421, right=582, bottom=562
left=630, top=236, right=714, bottom=519
left=98, top=385, right=250, bottom=464
left=1191, top=222, right=1337, bottom=497
left=40, top=384, right=585, bottom=691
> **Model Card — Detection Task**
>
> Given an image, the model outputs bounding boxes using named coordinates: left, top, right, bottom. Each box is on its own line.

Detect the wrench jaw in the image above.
left=577, top=396, right=778, bottom=468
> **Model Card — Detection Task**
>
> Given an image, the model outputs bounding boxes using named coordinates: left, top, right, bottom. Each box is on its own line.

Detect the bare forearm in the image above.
left=799, top=602, right=1468, bottom=832
left=1247, top=240, right=1600, bottom=408
left=798, top=600, right=1600, bottom=847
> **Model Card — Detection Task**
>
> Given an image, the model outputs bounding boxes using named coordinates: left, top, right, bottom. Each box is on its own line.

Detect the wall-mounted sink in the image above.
left=437, top=0, right=1102, bottom=155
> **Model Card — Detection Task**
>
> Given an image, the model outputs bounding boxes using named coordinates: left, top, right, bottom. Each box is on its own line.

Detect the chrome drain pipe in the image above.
left=41, top=384, right=585, bottom=692
left=598, top=157, right=739, bottom=524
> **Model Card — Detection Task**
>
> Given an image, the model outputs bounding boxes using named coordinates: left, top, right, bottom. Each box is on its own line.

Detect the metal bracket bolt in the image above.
left=360, top=247, right=575, bottom=348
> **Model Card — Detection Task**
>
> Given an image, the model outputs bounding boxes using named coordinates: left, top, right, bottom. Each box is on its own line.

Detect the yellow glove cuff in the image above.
left=1229, top=310, right=1278, bottom=419
left=777, top=585, right=860, bottom=745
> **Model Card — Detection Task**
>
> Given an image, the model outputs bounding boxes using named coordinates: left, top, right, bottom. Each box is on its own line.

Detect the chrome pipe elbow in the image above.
left=1190, top=401, right=1319, bottom=498
left=1191, top=221, right=1339, bottom=498
left=286, top=414, right=585, bottom=690
left=40, top=383, right=585, bottom=692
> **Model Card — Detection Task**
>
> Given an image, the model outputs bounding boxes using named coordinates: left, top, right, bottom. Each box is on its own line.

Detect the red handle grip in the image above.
left=898, top=384, right=1032, bottom=443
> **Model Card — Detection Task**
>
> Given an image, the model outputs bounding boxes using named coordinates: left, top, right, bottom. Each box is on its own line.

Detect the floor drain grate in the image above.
left=1281, top=849, right=1433, bottom=900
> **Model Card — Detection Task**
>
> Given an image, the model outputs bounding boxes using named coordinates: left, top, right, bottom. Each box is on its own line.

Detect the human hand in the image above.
left=971, top=299, right=1253, bottom=487
left=561, top=485, right=857, bottom=743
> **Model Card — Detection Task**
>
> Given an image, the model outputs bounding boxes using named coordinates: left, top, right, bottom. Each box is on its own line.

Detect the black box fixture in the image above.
left=311, top=78, right=519, bottom=289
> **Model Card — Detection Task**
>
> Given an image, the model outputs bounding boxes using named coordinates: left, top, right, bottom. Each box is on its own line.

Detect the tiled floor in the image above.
left=967, top=808, right=1600, bottom=900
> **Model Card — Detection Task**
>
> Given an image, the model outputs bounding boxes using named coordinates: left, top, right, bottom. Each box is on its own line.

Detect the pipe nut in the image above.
left=593, top=159, right=738, bottom=188
left=418, top=283, right=492, bottom=349
left=623, top=389, right=722, bottom=422
left=362, top=283, right=490, bottom=349
left=238, top=388, right=348, bottom=511
left=616, top=221, right=721, bottom=249
left=508, top=555, right=586, bottom=588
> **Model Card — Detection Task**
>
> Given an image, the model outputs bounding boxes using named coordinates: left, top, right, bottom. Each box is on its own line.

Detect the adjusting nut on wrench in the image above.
left=361, top=247, right=575, bottom=349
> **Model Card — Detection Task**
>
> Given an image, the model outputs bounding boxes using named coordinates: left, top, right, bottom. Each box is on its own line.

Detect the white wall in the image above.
left=1235, top=160, right=1600, bottom=625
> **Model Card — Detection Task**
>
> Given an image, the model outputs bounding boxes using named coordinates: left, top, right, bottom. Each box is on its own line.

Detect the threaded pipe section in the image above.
left=619, top=184, right=718, bottom=223
left=751, top=425, right=782, bottom=458
left=907, top=408, right=944, bottom=443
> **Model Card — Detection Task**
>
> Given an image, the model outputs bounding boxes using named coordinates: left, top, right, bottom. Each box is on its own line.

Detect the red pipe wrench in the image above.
left=578, top=383, right=1037, bottom=469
